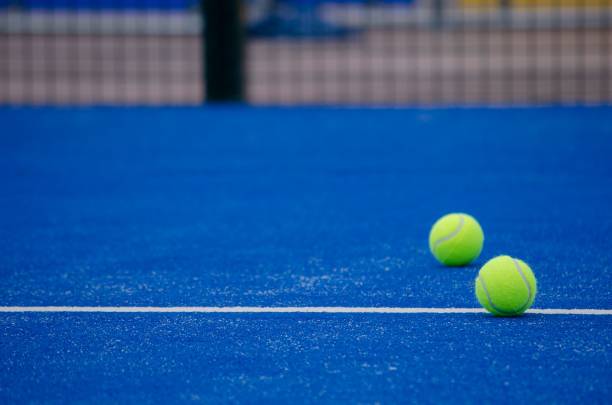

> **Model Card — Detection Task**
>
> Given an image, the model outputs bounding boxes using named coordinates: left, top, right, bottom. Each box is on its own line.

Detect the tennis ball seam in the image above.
left=431, top=214, right=465, bottom=261
left=511, top=259, right=535, bottom=314
left=477, top=258, right=533, bottom=315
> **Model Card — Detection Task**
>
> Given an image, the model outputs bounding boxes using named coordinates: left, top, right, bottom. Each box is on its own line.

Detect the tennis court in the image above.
left=1, top=1, right=611, bottom=403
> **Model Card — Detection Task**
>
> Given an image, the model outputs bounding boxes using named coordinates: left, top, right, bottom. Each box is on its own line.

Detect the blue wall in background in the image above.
left=3, top=0, right=199, bottom=9
left=1, top=0, right=413, bottom=11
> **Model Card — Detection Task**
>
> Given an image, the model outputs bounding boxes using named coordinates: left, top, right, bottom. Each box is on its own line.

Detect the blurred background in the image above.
left=1, top=0, right=610, bottom=106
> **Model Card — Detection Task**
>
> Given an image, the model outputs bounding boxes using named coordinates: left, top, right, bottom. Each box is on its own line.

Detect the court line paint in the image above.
left=0, top=307, right=610, bottom=315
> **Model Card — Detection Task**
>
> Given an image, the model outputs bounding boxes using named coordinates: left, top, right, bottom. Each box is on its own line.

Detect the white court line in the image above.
left=0, top=306, right=610, bottom=315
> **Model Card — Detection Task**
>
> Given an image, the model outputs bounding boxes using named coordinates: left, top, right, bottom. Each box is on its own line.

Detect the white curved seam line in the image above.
left=511, top=258, right=533, bottom=314
left=432, top=214, right=464, bottom=253
left=477, top=276, right=513, bottom=315
left=478, top=260, right=533, bottom=315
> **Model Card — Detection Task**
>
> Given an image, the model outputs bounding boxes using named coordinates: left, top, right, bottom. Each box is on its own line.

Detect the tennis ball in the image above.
left=428, top=213, right=484, bottom=266
left=475, top=255, right=537, bottom=316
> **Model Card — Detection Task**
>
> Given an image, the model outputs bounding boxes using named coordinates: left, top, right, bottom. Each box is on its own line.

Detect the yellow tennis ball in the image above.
left=475, top=255, right=537, bottom=316
left=428, top=213, right=484, bottom=266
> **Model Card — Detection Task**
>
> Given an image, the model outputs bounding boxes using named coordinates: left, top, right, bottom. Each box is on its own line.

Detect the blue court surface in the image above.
left=0, top=107, right=611, bottom=403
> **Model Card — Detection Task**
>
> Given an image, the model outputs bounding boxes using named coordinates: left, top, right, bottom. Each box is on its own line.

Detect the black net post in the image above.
left=432, top=0, right=445, bottom=29
left=202, top=0, right=245, bottom=102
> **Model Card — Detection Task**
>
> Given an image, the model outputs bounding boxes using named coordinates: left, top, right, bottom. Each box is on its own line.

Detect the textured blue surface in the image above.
left=1, top=314, right=610, bottom=403
left=0, top=106, right=611, bottom=402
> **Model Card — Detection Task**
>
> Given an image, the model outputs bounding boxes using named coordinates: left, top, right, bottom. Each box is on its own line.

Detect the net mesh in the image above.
left=1, top=0, right=610, bottom=105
